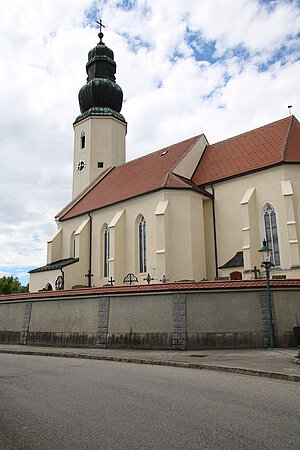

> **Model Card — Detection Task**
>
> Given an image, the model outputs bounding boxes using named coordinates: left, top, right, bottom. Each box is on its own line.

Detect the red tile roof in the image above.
left=1, top=279, right=300, bottom=302
left=192, top=115, right=300, bottom=186
left=59, top=135, right=205, bottom=220
left=58, top=115, right=299, bottom=220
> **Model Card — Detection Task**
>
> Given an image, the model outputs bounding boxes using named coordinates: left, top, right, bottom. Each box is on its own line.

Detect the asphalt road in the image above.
left=0, top=354, right=299, bottom=450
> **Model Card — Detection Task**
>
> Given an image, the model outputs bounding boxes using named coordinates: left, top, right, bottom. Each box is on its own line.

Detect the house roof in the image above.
left=219, top=251, right=244, bottom=269
left=29, top=258, right=79, bottom=273
left=59, top=135, right=206, bottom=221
left=192, top=115, right=300, bottom=186
left=58, top=115, right=299, bottom=221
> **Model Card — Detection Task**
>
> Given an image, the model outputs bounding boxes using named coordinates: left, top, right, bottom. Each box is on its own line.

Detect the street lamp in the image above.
left=258, top=239, right=275, bottom=348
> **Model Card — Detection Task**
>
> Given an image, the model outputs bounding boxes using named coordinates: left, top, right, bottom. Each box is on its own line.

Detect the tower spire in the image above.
left=75, top=23, right=125, bottom=124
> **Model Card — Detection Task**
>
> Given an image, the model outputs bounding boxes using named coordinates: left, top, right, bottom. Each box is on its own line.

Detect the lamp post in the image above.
left=258, top=239, right=275, bottom=348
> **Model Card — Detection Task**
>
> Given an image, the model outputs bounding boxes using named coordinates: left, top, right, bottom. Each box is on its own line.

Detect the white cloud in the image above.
left=0, top=271, right=11, bottom=278
left=0, top=0, right=299, bottom=281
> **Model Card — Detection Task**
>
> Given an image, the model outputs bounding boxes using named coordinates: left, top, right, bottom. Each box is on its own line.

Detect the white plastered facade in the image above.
left=30, top=188, right=208, bottom=291
left=29, top=112, right=300, bottom=292
left=214, top=165, right=300, bottom=280
left=30, top=165, right=300, bottom=292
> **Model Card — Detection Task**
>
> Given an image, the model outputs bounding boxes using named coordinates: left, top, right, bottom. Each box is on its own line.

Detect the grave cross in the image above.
left=123, top=273, right=138, bottom=285
left=107, top=276, right=115, bottom=286
left=85, top=270, right=94, bottom=287
left=160, top=274, right=169, bottom=283
left=143, top=273, right=154, bottom=285
left=251, top=265, right=260, bottom=279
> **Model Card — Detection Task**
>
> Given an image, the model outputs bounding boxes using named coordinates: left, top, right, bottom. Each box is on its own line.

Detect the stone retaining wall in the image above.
left=0, top=285, right=299, bottom=349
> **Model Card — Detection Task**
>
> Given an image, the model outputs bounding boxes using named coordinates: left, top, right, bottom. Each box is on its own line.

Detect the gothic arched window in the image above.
left=262, top=203, right=280, bottom=266
left=70, top=232, right=76, bottom=258
left=80, top=131, right=86, bottom=149
left=103, top=227, right=110, bottom=277
left=138, top=216, right=147, bottom=273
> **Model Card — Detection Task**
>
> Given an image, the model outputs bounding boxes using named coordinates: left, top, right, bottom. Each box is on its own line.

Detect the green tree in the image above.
left=0, top=276, right=29, bottom=295
left=19, top=283, right=29, bottom=293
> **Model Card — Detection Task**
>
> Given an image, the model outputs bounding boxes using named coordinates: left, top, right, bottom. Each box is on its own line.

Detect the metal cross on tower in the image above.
left=96, top=19, right=105, bottom=43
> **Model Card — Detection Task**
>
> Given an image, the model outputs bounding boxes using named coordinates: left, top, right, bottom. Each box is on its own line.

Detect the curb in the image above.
left=1, top=349, right=299, bottom=383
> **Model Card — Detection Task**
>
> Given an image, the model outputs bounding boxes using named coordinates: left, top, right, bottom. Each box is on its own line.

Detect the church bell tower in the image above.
left=72, top=23, right=127, bottom=199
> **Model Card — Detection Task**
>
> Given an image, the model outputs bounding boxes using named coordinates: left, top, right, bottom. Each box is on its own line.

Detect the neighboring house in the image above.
left=29, top=32, right=300, bottom=292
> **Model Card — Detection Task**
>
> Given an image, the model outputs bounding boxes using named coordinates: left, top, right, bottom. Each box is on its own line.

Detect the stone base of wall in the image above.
left=26, top=332, right=97, bottom=347
left=1, top=331, right=296, bottom=350
left=277, top=331, right=296, bottom=348
left=0, top=330, right=21, bottom=344
left=187, top=332, right=264, bottom=350
left=107, top=333, right=172, bottom=349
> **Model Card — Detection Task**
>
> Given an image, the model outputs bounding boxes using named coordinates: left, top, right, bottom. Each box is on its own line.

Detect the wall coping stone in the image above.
left=1, top=279, right=300, bottom=303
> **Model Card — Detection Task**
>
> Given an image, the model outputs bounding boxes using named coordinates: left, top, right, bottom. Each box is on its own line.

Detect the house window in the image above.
left=104, top=227, right=110, bottom=277
left=138, top=216, right=146, bottom=273
left=80, top=131, right=85, bottom=149
left=263, top=203, right=280, bottom=266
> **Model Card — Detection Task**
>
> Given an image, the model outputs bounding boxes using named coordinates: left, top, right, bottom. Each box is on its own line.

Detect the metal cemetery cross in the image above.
left=160, top=274, right=169, bottom=283
left=108, top=276, right=115, bottom=286
left=143, top=273, right=154, bottom=285
left=123, top=273, right=138, bottom=285
left=85, top=270, right=94, bottom=287
left=251, top=266, right=260, bottom=279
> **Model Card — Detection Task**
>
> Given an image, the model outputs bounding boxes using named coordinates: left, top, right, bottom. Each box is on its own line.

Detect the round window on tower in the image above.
left=76, top=159, right=86, bottom=173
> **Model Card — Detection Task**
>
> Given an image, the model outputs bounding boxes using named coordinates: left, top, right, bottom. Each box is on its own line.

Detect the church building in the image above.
left=29, top=30, right=300, bottom=292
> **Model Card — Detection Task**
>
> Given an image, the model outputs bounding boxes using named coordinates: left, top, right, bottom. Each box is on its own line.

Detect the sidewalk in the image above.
left=0, top=344, right=299, bottom=382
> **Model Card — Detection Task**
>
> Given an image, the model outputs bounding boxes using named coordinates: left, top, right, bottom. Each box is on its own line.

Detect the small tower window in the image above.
left=98, top=162, right=104, bottom=168
left=80, top=131, right=86, bottom=149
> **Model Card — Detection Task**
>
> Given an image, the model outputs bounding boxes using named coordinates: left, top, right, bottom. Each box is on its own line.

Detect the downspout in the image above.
left=88, top=212, right=93, bottom=287
left=211, top=185, right=219, bottom=279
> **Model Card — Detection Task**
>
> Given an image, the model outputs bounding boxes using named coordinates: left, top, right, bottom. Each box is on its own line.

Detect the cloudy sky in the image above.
left=0, top=0, right=299, bottom=285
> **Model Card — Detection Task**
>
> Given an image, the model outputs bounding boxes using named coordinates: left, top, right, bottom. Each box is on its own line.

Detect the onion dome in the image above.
left=75, top=25, right=125, bottom=124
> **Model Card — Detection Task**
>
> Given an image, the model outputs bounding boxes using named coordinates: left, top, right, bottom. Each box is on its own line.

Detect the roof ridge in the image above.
left=120, top=134, right=203, bottom=168
left=168, top=172, right=211, bottom=196
left=170, top=172, right=195, bottom=187
left=163, top=171, right=172, bottom=187
left=161, top=135, right=202, bottom=187
left=166, top=172, right=190, bottom=188
left=190, top=138, right=208, bottom=180
left=210, top=115, right=292, bottom=147
left=169, top=134, right=202, bottom=173
left=280, top=115, right=294, bottom=161
left=57, top=166, right=114, bottom=220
